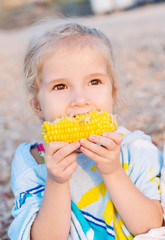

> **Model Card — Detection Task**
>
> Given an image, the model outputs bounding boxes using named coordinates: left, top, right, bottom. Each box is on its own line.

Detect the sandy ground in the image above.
left=0, top=3, right=165, bottom=239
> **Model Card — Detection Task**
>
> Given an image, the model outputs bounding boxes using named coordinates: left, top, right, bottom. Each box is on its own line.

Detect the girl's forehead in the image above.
left=44, top=43, right=108, bottom=64
left=42, top=46, right=107, bottom=73
left=40, top=44, right=110, bottom=85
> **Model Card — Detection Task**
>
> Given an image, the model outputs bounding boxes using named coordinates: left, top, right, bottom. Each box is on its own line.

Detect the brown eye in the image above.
left=54, top=84, right=67, bottom=90
left=89, top=79, right=101, bottom=85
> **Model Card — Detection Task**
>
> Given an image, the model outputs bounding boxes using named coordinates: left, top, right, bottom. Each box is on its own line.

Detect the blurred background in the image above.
left=0, top=0, right=165, bottom=28
left=0, top=0, right=165, bottom=239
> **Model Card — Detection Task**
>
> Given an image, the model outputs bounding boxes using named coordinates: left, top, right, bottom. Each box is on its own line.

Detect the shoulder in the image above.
left=11, top=142, right=47, bottom=195
left=119, top=127, right=163, bottom=200
left=11, top=143, right=38, bottom=182
left=117, top=126, right=151, bottom=145
left=119, top=126, right=163, bottom=168
left=13, top=142, right=38, bottom=166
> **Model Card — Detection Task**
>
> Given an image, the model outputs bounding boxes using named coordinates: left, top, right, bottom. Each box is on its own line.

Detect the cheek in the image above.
left=44, top=94, right=70, bottom=120
left=100, top=88, right=114, bottom=111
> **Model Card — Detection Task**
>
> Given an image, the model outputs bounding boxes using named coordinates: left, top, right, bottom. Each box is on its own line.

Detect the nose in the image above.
left=70, top=88, right=89, bottom=107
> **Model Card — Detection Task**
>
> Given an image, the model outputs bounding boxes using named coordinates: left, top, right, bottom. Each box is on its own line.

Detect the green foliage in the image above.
left=54, top=0, right=88, bottom=6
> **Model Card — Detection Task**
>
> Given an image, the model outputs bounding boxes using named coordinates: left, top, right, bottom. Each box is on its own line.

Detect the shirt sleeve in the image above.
left=8, top=143, right=46, bottom=240
left=123, top=138, right=163, bottom=200
left=8, top=199, right=42, bottom=240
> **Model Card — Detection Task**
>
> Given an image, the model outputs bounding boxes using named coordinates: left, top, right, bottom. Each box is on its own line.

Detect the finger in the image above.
left=47, top=154, right=78, bottom=183
left=102, top=132, right=123, bottom=145
left=80, top=145, right=104, bottom=164
left=62, top=160, right=78, bottom=180
left=58, top=152, right=78, bottom=171
left=54, top=141, right=80, bottom=163
left=80, top=138, right=109, bottom=157
left=88, top=134, right=116, bottom=151
left=45, top=141, right=69, bottom=159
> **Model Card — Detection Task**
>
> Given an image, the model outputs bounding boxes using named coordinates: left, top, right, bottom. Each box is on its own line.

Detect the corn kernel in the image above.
left=42, top=110, right=118, bottom=144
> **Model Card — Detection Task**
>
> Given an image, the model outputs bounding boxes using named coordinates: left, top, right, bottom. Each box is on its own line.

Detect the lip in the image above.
left=71, top=109, right=95, bottom=118
left=73, top=112, right=88, bottom=117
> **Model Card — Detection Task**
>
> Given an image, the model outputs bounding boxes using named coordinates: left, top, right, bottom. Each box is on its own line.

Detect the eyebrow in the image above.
left=86, top=73, right=107, bottom=78
left=46, top=78, right=66, bottom=87
left=46, top=72, right=107, bottom=87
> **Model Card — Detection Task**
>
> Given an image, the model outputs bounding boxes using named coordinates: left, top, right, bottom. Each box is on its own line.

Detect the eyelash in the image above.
left=89, top=79, right=102, bottom=85
left=53, top=84, right=67, bottom=90
left=53, top=79, right=101, bottom=90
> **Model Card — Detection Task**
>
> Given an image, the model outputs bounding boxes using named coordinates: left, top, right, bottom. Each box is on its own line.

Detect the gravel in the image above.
left=0, top=3, right=164, bottom=239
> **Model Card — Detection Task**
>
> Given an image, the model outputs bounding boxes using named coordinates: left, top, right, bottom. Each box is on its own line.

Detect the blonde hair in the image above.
left=24, top=19, right=117, bottom=102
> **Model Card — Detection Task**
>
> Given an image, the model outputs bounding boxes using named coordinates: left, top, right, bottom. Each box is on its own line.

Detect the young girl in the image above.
left=8, top=21, right=163, bottom=240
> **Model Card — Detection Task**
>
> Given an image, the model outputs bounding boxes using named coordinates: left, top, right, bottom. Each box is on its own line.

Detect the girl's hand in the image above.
left=80, top=132, right=123, bottom=177
left=44, top=141, right=80, bottom=184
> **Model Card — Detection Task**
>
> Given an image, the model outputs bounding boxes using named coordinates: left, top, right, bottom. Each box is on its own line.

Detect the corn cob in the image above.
left=42, top=110, right=118, bottom=144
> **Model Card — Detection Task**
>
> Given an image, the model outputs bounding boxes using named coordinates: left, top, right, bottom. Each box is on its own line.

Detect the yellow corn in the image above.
left=42, top=110, right=118, bottom=144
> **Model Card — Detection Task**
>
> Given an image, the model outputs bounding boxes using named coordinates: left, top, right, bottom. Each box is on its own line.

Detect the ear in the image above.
left=30, top=98, right=44, bottom=119
left=112, top=86, right=118, bottom=102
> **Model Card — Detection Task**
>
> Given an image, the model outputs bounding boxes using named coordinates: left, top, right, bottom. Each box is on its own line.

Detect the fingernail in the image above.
left=102, top=132, right=107, bottom=136
left=80, top=139, right=86, bottom=145
left=89, top=135, right=95, bottom=141
left=74, top=141, right=80, bottom=147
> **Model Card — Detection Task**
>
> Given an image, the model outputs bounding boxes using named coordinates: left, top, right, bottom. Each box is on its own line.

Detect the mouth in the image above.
left=72, top=110, right=96, bottom=118
left=73, top=112, right=87, bottom=118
